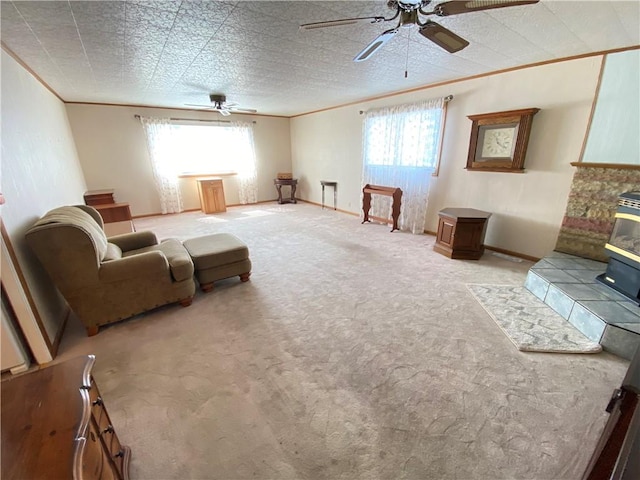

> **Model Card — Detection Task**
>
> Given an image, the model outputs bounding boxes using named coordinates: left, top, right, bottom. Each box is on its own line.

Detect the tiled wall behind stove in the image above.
left=555, top=166, right=640, bottom=262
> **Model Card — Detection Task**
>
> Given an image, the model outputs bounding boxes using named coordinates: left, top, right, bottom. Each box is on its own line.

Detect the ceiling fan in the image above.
left=300, top=0, right=539, bottom=62
left=186, top=94, right=257, bottom=116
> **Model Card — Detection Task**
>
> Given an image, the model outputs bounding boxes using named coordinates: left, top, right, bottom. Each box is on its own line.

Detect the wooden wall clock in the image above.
left=465, top=108, right=539, bottom=172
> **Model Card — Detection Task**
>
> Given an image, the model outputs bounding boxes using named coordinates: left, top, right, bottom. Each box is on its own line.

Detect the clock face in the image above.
left=481, top=127, right=516, bottom=158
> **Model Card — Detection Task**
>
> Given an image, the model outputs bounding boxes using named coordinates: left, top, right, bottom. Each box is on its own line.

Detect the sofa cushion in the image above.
left=124, top=238, right=194, bottom=282
left=103, top=243, right=123, bottom=261
left=33, top=206, right=108, bottom=260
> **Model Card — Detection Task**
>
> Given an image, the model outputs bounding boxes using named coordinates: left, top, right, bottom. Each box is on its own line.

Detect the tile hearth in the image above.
left=525, top=251, right=640, bottom=360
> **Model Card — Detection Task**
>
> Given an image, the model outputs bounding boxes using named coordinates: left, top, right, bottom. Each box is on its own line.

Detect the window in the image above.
left=139, top=116, right=258, bottom=211
left=364, top=106, right=444, bottom=169
left=361, top=97, right=448, bottom=234
left=171, top=123, right=246, bottom=175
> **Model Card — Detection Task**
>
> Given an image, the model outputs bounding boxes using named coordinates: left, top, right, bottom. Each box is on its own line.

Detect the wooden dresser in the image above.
left=196, top=177, right=227, bottom=213
left=1, top=355, right=131, bottom=480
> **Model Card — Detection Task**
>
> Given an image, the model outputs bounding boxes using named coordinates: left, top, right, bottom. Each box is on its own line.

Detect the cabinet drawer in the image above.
left=88, top=377, right=125, bottom=478
left=108, top=431, right=125, bottom=473
left=81, top=422, right=106, bottom=479
left=88, top=377, right=101, bottom=403
left=94, top=402, right=111, bottom=435
left=100, top=459, right=119, bottom=480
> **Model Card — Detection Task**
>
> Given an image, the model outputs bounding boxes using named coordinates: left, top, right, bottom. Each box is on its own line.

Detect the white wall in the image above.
left=582, top=49, right=640, bottom=165
left=291, top=56, right=604, bottom=259
left=1, top=50, right=87, bottom=343
left=66, top=104, right=292, bottom=216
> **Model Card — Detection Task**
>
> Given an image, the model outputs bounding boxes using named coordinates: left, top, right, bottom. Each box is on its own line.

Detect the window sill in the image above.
left=179, top=172, right=238, bottom=178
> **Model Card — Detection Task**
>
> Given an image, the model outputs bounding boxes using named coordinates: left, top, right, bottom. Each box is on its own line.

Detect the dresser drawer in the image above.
left=86, top=374, right=127, bottom=479
left=88, top=377, right=101, bottom=406
left=81, top=421, right=106, bottom=479
left=95, top=405, right=113, bottom=434
left=100, top=460, right=119, bottom=480
left=90, top=393, right=125, bottom=476
left=108, top=431, right=125, bottom=473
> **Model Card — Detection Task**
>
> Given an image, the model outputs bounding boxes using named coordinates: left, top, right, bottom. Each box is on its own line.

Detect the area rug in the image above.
left=466, top=284, right=602, bottom=353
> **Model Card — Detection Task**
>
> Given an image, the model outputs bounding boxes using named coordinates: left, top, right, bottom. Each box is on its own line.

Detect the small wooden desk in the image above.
left=434, top=208, right=491, bottom=259
left=274, top=178, right=298, bottom=204
left=84, top=189, right=135, bottom=236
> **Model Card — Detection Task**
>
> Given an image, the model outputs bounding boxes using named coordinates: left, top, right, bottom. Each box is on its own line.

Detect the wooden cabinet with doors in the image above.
left=434, top=208, right=492, bottom=260
left=196, top=177, right=226, bottom=214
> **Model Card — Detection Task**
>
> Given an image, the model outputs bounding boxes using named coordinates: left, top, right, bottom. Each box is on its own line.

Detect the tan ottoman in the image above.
left=183, top=233, right=251, bottom=292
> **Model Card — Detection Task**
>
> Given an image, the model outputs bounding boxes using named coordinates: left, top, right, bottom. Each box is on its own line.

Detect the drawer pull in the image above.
left=102, top=425, right=114, bottom=434
left=92, top=397, right=103, bottom=406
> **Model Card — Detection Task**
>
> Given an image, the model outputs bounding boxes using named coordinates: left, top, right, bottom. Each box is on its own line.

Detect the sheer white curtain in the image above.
left=139, top=116, right=184, bottom=214
left=362, top=97, right=445, bottom=234
left=229, top=121, right=258, bottom=204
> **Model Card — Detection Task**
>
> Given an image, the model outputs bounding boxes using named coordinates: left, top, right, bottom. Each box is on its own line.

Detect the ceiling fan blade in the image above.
left=433, top=0, right=539, bottom=17
left=300, top=16, right=385, bottom=30
left=230, top=108, right=258, bottom=114
left=219, top=109, right=231, bottom=116
left=354, top=28, right=398, bottom=62
left=419, top=21, right=469, bottom=53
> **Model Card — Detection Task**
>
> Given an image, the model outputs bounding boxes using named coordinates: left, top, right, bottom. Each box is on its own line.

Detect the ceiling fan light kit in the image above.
left=300, top=0, right=539, bottom=62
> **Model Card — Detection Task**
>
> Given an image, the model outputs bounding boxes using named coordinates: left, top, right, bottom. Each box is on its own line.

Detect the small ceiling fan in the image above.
left=300, top=0, right=539, bottom=62
left=186, top=94, right=257, bottom=116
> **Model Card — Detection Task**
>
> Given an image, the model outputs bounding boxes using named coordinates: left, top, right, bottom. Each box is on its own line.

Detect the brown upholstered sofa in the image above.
left=25, top=205, right=195, bottom=336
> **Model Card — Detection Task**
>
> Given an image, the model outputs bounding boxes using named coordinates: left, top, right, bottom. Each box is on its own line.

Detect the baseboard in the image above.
left=423, top=231, right=538, bottom=262
left=132, top=200, right=283, bottom=219
left=298, top=199, right=359, bottom=217
left=227, top=199, right=281, bottom=207
left=132, top=208, right=200, bottom=219
left=484, top=245, right=540, bottom=262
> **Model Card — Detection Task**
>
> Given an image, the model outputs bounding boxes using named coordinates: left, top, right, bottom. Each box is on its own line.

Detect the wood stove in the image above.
left=598, top=191, right=640, bottom=305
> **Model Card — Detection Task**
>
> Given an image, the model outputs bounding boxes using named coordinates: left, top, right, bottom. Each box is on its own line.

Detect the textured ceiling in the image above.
left=1, top=1, right=639, bottom=117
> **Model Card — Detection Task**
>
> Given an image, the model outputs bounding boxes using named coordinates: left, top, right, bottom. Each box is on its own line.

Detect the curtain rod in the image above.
left=359, top=94, right=453, bottom=115
left=134, top=114, right=256, bottom=124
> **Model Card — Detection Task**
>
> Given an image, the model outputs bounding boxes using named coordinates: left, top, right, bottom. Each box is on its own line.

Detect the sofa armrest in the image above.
left=108, top=231, right=158, bottom=252
left=99, top=251, right=168, bottom=283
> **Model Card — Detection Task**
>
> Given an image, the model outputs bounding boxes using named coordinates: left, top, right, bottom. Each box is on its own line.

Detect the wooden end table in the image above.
left=274, top=178, right=298, bottom=204
left=434, top=208, right=491, bottom=259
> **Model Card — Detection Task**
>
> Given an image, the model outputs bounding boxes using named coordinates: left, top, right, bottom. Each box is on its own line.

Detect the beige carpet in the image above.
left=56, top=203, right=629, bottom=479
